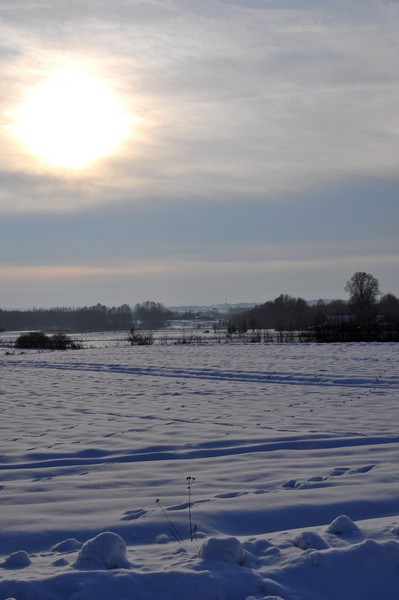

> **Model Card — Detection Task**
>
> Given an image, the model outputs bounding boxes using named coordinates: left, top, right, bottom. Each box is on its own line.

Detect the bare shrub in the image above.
left=15, top=331, right=81, bottom=350
left=127, top=326, right=154, bottom=346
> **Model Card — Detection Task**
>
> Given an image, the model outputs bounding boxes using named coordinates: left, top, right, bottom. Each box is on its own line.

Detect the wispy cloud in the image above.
left=0, top=263, right=167, bottom=279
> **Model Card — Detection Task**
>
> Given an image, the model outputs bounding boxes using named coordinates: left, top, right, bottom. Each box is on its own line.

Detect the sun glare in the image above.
left=11, top=70, right=133, bottom=170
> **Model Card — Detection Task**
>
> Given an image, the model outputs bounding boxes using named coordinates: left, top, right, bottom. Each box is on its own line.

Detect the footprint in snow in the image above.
left=289, top=464, right=376, bottom=490
left=328, top=467, right=350, bottom=477
left=121, top=508, right=147, bottom=521
left=282, top=479, right=301, bottom=489
left=327, top=465, right=375, bottom=478
left=350, top=464, right=375, bottom=474
left=215, top=491, right=245, bottom=499
left=168, top=498, right=209, bottom=511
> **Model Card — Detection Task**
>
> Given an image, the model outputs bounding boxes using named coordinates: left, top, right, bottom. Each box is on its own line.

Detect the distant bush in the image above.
left=127, top=326, right=154, bottom=346
left=15, top=332, right=81, bottom=350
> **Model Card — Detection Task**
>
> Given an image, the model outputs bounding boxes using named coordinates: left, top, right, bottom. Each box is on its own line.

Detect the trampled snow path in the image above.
left=1, top=342, right=399, bottom=599
left=2, top=349, right=399, bottom=389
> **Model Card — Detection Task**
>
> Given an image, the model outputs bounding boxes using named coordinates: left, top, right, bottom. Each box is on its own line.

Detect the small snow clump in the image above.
left=4, top=550, right=31, bottom=569
left=52, top=557, right=70, bottom=567
left=198, top=536, right=246, bottom=565
left=75, top=531, right=130, bottom=569
left=326, top=515, right=358, bottom=535
left=294, top=531, right=329, bottom=550
left=51, top=538, right=82, bottom=553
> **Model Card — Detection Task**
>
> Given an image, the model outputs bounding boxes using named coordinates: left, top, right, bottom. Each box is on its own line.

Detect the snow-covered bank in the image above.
left=0, top=343, right=398, bottom=599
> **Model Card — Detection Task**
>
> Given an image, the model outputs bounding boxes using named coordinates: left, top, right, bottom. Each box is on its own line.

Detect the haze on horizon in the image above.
left=0, top=0, right=398, bottom=309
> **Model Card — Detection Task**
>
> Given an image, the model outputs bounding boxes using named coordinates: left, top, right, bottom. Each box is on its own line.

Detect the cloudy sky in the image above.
left=0, top=0, right=398, bottom=308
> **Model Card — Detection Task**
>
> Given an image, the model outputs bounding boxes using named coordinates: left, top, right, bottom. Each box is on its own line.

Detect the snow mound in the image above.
left=294, top=531, right=329, bottom=550
left=326, top=515, right=359, bottom=535
left=3, top=551, right=31, bottom=569
left=198, top=536, right=246, bottom=565
left=52, top=557, right=70, bottom=567
left=51, top=538, right=82, bottom=553
left=75, top=532, right=131, bottom=570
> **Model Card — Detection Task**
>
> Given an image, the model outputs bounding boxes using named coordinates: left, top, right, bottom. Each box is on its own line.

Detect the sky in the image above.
left=0, top=0, right=398, bottom=309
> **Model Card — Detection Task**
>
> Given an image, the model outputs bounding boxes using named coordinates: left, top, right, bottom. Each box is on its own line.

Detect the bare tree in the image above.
left=133, top=301, right=173, bottom=329
left=345, top=272, right=381, bottom=322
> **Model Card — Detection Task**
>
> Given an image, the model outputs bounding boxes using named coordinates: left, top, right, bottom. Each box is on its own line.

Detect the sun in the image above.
left=11, top=70, right=133, bottom=170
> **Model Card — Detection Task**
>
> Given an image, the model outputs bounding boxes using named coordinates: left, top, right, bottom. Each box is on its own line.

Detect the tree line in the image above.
left=230, top=272, right=399, bottom=342
left=0, top=301, right=173, bottom=332
left=1, top=272, right=398, bottom=341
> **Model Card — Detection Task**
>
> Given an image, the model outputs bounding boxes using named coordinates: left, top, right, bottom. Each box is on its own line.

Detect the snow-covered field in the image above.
left=1, top=342, right=399, bottom=600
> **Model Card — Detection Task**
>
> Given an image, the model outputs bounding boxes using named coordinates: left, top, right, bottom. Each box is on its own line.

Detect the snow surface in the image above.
left=1, top=342, right=399, bottom=599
